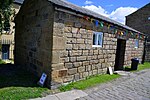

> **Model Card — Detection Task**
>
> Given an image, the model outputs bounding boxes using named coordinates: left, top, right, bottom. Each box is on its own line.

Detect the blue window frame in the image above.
left=135, top=39, right=139, bottom=48
left=93, top=32, right=103, bottom=47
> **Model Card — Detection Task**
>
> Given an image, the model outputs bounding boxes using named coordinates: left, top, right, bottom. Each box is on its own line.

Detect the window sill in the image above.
left=92, top=45, right=102, bottom=48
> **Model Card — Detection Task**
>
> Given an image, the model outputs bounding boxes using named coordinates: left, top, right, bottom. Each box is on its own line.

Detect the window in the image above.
left=93, top=32, right=103, bottom=47
left=135, top=39, right=139, bottom=48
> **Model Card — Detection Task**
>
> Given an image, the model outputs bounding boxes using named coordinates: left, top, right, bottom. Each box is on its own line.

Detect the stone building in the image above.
left=126, top=3, right=150, bottom=61
left=15, top=0, right=145, bottom=88
left=0, top=0, right=22, bottom=60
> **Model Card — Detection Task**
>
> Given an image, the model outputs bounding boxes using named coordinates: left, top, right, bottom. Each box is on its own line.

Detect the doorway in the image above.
left=114, top=39, right=126, bottom=71
left=2, top=44, right=10, bottom=60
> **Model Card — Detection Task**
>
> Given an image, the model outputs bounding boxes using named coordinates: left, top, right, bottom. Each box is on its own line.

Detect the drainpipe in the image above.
left=141, top=35, right=148, bottom=64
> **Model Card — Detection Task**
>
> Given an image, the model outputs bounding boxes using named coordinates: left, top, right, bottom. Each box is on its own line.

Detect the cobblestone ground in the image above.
left=77, top=69, right=150, bottom=100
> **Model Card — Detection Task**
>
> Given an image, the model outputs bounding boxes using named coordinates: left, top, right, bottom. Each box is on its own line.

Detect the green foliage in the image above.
left=59, top=74, right=120, bottom=92
left=0, top=0, right=14, bottom=32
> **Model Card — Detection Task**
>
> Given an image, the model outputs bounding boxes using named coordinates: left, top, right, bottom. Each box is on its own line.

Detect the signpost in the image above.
left=38, top=73, right=47, bottom=87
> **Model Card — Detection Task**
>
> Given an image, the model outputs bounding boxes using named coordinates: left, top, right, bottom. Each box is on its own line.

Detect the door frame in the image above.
left=114, top=39, right=126, bottom=71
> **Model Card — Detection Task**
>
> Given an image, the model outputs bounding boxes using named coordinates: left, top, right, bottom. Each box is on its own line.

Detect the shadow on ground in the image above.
left=0, top=64, right=40, bottom=88
left=124, top=67, right=133, bottom=71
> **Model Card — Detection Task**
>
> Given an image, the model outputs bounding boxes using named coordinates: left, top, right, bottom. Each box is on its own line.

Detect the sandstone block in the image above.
left=93, top=70, right=98, bottom=75
left=69, top=57, right=76, bottom=62
left=52, top=51, right=60, bottom=64
left=85, top=65, right=91, bottom=71
left=82, top=50, right=89, bottom=56
left=74, top=73, right=80, bottom=81
left=78, top=66, right=85, bottom=73
left=64, top=27, right=72, bottom=33
left=73, top=62, right=82, bottom=67
left=53, top=36, right=66, bottom=50
left=65, top=63, right=73, bottom=68
left=72, top=27, right=78, bottom=34
left=68, top=68, right=77, bottom=75
left=82, top=61, right=89, bottom=66
left=52, top=68, right=67, bottom=78
left=77, top=56, right=86, bottom=61
left=66, top=44, right=72, bottom=50
left=77, top=39, right=84, bottom=44
left=52, top=63, right=64, bottom=70
left=83, top=72, right=89, bottom=78
left=63, top=75, right=74, bottom=83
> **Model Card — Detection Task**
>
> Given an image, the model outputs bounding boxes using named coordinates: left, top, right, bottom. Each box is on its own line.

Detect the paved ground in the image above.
left=31, top=69, right=150, bottom=100
left=77, top=69, right=150, bottom=100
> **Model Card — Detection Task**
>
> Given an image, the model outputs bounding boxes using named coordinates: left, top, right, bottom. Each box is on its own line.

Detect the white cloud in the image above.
left=82, top=5, right=138, bottom=24
left=82, top=5, right=109, bottom=17
left=84, top=0, right=93, bottom=5
left=110, top=7, right=138, bottom=24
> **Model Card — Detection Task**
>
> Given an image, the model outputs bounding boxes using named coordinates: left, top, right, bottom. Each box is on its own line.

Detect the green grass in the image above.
left=0, top=59, right=6, bottom=64
left=125, top=62, right=150, bottom=72
left=0, top=87, right=48, bottom=100
left=0, top=65, right=50, bottom=100
left=59, top=74, right=120, bottom=92
left=137, top=62, right=150, bottom=71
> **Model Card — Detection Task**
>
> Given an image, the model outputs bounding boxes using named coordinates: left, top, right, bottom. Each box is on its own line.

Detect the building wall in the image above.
left=15, top=1, right=144, bottom=88
left=145, top=43, right=150, bottom=61
left=124, top=39, right=144, bottom=66
left=15, top=0, right=54, bottom=87
left=0, top=3, right=20, bottom=60
left=51, top=10, right=144, bottom=87
left=126, top=3, right=150, bottom=61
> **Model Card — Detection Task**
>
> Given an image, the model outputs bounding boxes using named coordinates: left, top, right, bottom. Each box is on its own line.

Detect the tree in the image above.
left=0, top=0, right=14, bottom=33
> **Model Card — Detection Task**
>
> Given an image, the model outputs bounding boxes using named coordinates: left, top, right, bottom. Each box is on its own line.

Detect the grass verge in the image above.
left=0, top=59, right=6, bottom=64
left=0, top=65, right=50, bottom=100
left=137, top=62, right=150, bottom=71
left=59, top=74, right=120, bottom=92
left=125, top=62, right=150, bottom=72
left=0, top=87, right=49, bottom=100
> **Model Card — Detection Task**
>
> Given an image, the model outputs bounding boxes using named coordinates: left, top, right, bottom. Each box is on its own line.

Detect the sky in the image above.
left=67, top=0, right=150, bottom=24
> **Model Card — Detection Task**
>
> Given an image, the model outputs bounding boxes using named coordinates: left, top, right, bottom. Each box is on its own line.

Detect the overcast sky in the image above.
left=67, top=0, right=150, bottom=24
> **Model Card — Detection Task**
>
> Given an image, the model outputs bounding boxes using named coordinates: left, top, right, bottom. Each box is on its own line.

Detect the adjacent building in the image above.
left=15, top=0, right=145, bottom=88
left=126, top=3, right=150, bottom=61
left=0, top=0, right=22, bottom=60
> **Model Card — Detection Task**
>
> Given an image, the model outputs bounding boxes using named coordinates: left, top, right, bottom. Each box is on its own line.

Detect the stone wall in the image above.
left=15, top=0, right=145, bottom=88
left=15, top=0, right=54, bottom=87
left=145, top=43, right=150, bottom=61
left=124, top=39, right=144, bottom=66
left=126, top=4, right=150, bottom=61
left=51, top=10, right=144, bottom=87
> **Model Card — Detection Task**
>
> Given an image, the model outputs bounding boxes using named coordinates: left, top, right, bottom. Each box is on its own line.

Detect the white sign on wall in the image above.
left=38, top=73, right=47, bottom=87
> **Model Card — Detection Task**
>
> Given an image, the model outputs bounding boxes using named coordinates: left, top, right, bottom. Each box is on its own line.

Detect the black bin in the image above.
left=131, top=58, right=139, bottom=70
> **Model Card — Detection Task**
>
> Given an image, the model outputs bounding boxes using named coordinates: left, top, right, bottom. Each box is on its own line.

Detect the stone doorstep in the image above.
left=30, top=90, right=88, bottom=100
left=114, top=71, right=131, bottom=76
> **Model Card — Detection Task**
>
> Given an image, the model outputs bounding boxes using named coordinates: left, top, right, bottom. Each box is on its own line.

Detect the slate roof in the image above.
left=14, top=0, right=143, bottom=34
left=14, top=0, right=24, bottom=5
